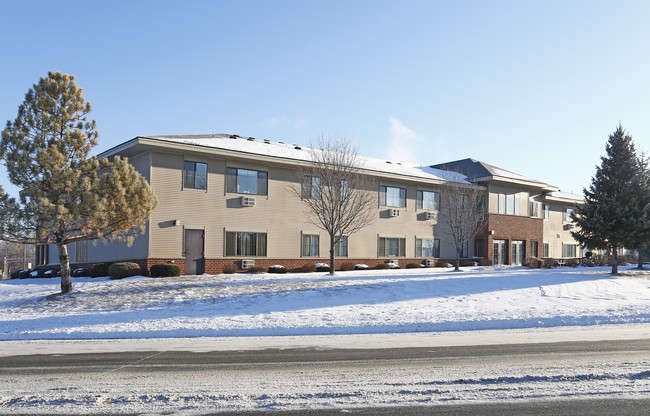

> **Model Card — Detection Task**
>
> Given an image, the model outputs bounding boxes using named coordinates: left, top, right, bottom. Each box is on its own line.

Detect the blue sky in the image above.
left=1, top=0, right=649, bottom=197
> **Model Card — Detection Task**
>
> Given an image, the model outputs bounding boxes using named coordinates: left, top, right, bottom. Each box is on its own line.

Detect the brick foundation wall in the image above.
left=482, top=213, right=544, bottom=264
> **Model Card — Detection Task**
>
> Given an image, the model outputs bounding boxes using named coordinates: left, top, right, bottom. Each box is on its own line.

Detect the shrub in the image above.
left=150, top=263, right=181, bottom=278
left=221, top=263, right=237, bottom=274
left=10, top=269, right=21, bottom=279
left=337, top=262, right=355, bottom=271
left=374, top=263, right=390, bottom=270
left=591, top=254, right=610, bottom=266
left=543, top=258, right=557, bottom=269
left=459, top=259, right=477, bottom=267
left=435, top=261, right=449, bottom=268
left=565, top=259, right=579, bottom=268
left=19, top=269, right=34, bottom=279
left=525, top=257, right=541, bottom=269
left=43, top=267, right=61, bottom=278
left=316, top=263, right=330, bottom=272
left=268, top=265, right=287, bottom=274
left=90, top=262, right=114, bottom=278
left=582, top=259, right=595, bottom=267
left=478, top=258, right=492, bottom=266
left=354, top=264, right=370, bottom=270
left=301, top=263, right=317, bottom=273
left=406, top=263, right=420, bottom=269
left=247, top=266, right=266, bottom=274
left=108, top=262, right=142, bottom=279
left=72, top=267, right=90, bottom=277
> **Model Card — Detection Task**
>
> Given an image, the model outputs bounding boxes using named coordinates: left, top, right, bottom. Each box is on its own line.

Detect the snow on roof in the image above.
left=548, top=191, right=584, bottom=202
left=147, top=134, right=462, bottom=183
left=490, top=166, right=543, bottom=183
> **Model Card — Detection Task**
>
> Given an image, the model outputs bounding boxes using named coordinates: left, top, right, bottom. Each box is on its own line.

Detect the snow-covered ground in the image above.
left=1, top=265, right=649, bottom=340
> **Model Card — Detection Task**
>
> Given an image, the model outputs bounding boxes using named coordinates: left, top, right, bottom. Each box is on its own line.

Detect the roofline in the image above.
left=98, top=136, right=470, bottom=187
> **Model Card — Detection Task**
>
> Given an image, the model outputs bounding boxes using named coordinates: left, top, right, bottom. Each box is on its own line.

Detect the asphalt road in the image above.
left=1, top=338, right=649, bottom=415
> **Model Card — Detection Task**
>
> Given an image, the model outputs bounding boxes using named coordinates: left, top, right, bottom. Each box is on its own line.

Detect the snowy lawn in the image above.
left=1, top=265, right=649, bottom=340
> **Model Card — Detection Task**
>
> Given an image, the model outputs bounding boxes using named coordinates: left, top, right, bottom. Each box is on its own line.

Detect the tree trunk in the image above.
left=57, top=243, right=72, bottom=294
left=611, top=248, right=618, bottom=275
left=638, top=249, right=644, bottom=269
left=455, top=248, right=460, bottom=271
left=329, top=239, right=335, bottom=276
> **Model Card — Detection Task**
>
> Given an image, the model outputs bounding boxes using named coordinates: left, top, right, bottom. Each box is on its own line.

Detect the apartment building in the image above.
left=41, top=135, right=585, bottom=274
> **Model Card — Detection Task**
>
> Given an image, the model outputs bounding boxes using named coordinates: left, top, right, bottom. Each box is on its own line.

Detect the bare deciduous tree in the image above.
left=433, top=171, right=487, bottom=271
left=290, top=137, right=376, bottom=274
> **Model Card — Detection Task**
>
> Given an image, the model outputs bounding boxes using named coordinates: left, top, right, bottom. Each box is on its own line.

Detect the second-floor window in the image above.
left=543, top=204, right=550, bottom=220
left=380, top=185, right=406, bottom=208
left=226, top=167, right=268, bottom=195
left=416, top=190, right=439, bottom=210
left=302, top=176, right=321, bottom=199
left=184, top=161, right=207, bottom=189
left=563, top=207, right=576, bottom=223
left=530, top=200, right=539, bottom=218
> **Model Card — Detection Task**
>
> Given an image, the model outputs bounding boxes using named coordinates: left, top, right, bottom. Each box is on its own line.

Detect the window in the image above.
left=415, top=238, right=435, bottom=257
left=530, top=200, right=539, bottom=218
left=506, top=194, right=514, bottom=215
left=564, top=243, right=577, bottom=258
left=226, top=167, right=268, bottom=195
left=461, top=241, right=469, bottom=258
left=531, top=241, right=539, bottom=258
left=416, top=190, right=440, bottom=210
left=563, top=207, right=576, bottom=223
left=514, top=195, right=520, bottom=215
left=543, top=204, right=550, bottom=220
left=302, top=176, right=320, bottom=199
left=543, top=242, right=549, bottom=257
left=338, top=180, right=349, bottom=201
left=475, top=239, right=485, bottom=258
left=184, top=161, right=207, bottom=190
left=433, top=239, right=441, bottom=258
left=334, top=236, right=348, bottom=257
left=225, top=232, right=267, bottom=256
left=302, top=234, right=319, bottom=257
left=378, top=237, right=406, bottom=257
left=75, top=241, right=87, bottom=263
left=498, top=194, right=506, bottom=214
left=380, top=185, right=406, bottom=208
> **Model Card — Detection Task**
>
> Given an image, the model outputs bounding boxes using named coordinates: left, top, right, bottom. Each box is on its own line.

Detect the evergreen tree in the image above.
left=0, top=72, right=157, bottom=294
left=571, top=124, right=646, bottom=274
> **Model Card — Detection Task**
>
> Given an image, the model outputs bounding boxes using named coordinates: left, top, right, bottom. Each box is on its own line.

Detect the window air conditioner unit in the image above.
left=388, top=259, right=399, bottom=265
left=567, top=223, right=575, bottom=229
left=241, top=196, right=256, bottom=207
left=388, top=209, right=400, bottom=217
left=241, top=259, right=255, bottom=269
left=424, top=211, right=436, bottom=220
left=425, top=259, right=435, bottom=267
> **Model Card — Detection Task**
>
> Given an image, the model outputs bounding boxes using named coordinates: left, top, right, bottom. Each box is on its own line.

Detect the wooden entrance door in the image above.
left=184, top=229, right=205, bottom=275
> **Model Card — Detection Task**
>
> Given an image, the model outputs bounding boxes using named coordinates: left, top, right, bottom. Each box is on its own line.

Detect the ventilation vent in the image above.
left=241, top=259, right=255, bottom=269
left=388, top=209, right=400, bottom=217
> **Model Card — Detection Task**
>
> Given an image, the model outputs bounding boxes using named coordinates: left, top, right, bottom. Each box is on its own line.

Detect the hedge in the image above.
left=150, top=263, right=181, bottom=278
left=90, top=262, right=114, bottom=278
left=108, top=262, right=142, bottom=279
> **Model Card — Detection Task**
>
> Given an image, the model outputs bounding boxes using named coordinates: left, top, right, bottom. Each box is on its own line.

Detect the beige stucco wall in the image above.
left=542, top=200, right=581, bottom=258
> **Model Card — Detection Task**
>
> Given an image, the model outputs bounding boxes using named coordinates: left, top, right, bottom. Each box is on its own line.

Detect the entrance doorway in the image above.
left=493, top=239, right=507, bottom=265
left=511, top=240, right=525, bottom=266
left=184, top=229, right=205, bottom=275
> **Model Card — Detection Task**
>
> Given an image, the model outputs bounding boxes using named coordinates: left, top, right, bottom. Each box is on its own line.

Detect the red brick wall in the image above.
left=479, top=213, right=544, bottom=264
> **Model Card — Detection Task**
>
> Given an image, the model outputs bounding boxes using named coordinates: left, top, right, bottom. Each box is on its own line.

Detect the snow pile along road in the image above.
left=1, top=265, right=649, bottom=340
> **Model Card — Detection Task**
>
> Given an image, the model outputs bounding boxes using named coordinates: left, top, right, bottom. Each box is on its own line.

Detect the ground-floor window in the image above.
left=530, top=241, right=539, bottom=258
left=415, top=238, right=435, bottom=257
left=302, top=234, right=320, bottom=257
left=475, top=239, right=484, bottom=258
left=75, top=241, right=87, bottom=263
left=461, top=241, right=469, bottom=258
left=564, top=243, right=577, bottom=258
left=543, top=242, right=549, bottom=257
left=334, top=236, right=348, bottom=257
left=378, top=237, right=405, bottom=257
left=226, top=231, right=267, bottom=256
left=35, top=244, right=49, bottom=265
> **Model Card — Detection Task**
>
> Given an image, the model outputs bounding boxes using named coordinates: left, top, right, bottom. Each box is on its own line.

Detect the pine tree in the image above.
left=571, top=124, right=646, bottom=274
left=0, top=72, right=157, bottom=294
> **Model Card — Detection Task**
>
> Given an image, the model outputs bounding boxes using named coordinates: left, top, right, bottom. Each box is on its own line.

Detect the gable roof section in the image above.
left=430, top=158, right=558, bottom=191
